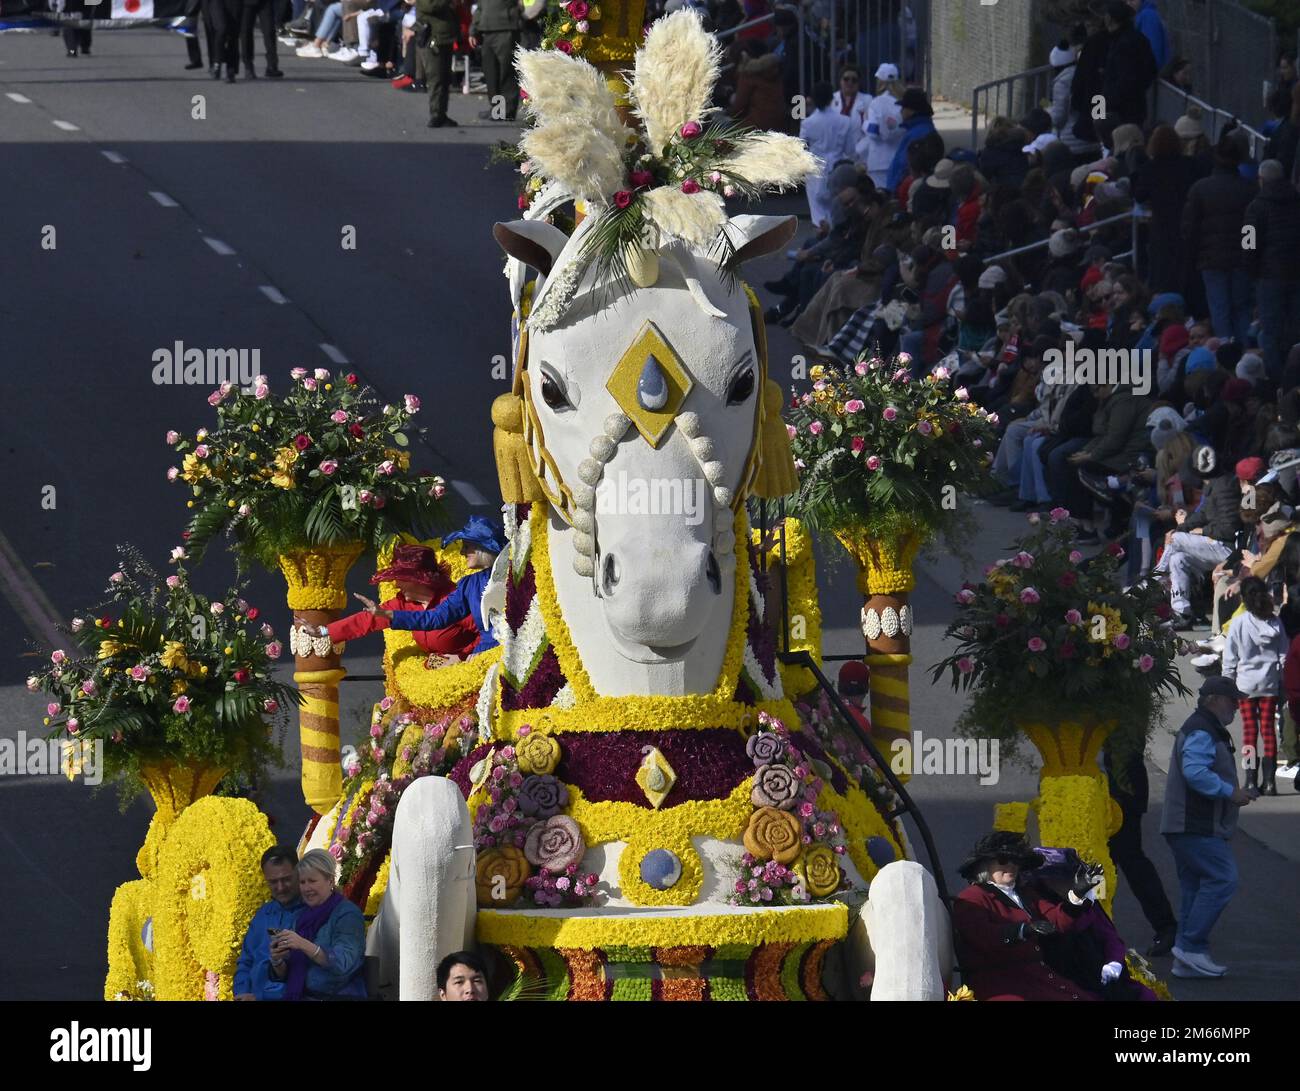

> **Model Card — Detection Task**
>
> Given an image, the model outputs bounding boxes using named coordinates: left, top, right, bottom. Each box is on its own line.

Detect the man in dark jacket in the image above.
left=470, top=0, right=521, bottom=121
left=1096, top=1, right=1156, bottom=144
left=416, top=0, right=459, bottom=127
left=1160, top=676, right=1255, bottom=978
left=1063, top=383, right=1152, bottom=539
left=1070, top=15, right=1110, bottom=145
left=1182, top=132, right=1257, bottom=343
left=1153, top=444, right=1241, bottom=625
left=1245, top=160, right=1300, bottom=381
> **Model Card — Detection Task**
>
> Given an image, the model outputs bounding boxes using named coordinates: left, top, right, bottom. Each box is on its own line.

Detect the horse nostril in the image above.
left=603, top=552, right=621, bottom=595
left=706, top=552, right=721, bottom=594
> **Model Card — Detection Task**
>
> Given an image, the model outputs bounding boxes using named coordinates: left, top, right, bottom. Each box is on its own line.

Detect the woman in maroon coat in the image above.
left=318, top=544, right=479, bottom=661
left=950, top=831, right=1102, bottom=1001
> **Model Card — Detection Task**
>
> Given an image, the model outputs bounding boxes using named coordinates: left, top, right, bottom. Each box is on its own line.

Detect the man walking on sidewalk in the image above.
left=415, top=0, right=459, bottom=127
left=1160, top=676, right=1256, bottom=978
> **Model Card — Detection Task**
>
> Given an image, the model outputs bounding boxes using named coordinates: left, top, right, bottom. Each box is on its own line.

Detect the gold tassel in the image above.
left=752, top=378, right=798, bottom=498
left=491, top=392, right=546, bottom=503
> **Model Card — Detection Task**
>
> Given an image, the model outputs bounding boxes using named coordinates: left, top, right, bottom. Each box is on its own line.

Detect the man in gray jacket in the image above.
left=470, top=0, right=522, bottom=121
left=1160, top=676, right=1255, bottom=978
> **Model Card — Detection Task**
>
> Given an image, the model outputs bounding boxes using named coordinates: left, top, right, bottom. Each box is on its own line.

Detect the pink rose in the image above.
left=1138, top=654, right=1154, bottom=673
left=290, top=368, right=307, bottom=380
left=50, top=650, right=66, bottom=665
left=47, top=702, right=61, bottom=716
left=955, top=589, right=975, bottom=604
left=1027, top=637, right=1047, bottom=652
left=1049, top=506, right=1070, bottom=523
left=80, top=681, right=96, bottom=697
left=808, top=421, right=824, bottom=436
left=1113, top=633, right=1131, bottom=650
left=851, top=436, right=866, bottom=454
left=1065, top=609, right=1083, bottom=625
left=954, top=386, right=969, bottom=401
left=380, top=696, right=394, bottom=711
left=933, top=365, right=950, bottom=380
left=404, top=394, right=421, bottom=414
left=786, top=424, right=797, bottom=439
left=1020, top=587, right=1041, bottom=604
left=629, top=169, right=654, bottom=188
left=131, top=665, right=148, bottom=681
left=265, top=641, right=282, bottom=660
left=613, top=189, right=633, bottom=209
left=173, top=696, right=191, bottom=713
left=66, top=718, right=79, bottom=733
left=844, top=399, right=865, bottom=413
left=319, top=460, right=338, bottom=476
left=1011, top=551, right=1034, bottom=568
left=254, top=383, right=269, bottom=399
left=194, top=444, right=209, bottom=459
left=207, top=390, right=223, bottom=407
left=166, top=575, right=180, bottom=589
left=264, top=699, right=279, bottom=713
left=679, top=120, right=702, bottom=139
left=865, top=455, right=882, bottom=471
left=681, top=178, right=701, bottom=194
left=854, top=361, right=869, bottom=376
left=917, top=419, right=934, bottom=435
left=166, top=430, right=180, bottom=444
left=566, top=0, right=588, bottom=17
left=957, top=657, right=975, bottom=673
left=303, top=378, right=317, bottom=391
left=378, top=460, right=396, bottom=476
left=314, top=368, right=330, bottom=381
left=882, top=406, right=897, bottom=421
left=166, top=467, right=179, bottom=482
left=554, top=38, right=573, bottom=54
left=1068, top=550, right=1084, bottom=564
left=331, top=410, right=348, bottom=424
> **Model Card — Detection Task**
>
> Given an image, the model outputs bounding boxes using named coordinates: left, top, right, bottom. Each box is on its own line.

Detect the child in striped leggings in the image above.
left=1221, top=577, right=1287, bottom=794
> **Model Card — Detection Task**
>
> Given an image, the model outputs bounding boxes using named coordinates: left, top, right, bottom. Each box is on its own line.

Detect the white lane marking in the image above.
left=319, top=343, right=349, bottom=365
left=452, top=480, right=488, bottom=506
left=259, top=285, right=289, bottom=304
left=6, top=93, right=31, bottom=104
left=52, top=120, right=80, bottom=131
left=149, top=191, right=179, bottom=208
left=203, top=237, right=236, bottom=256
left=101, top=150, right=127, bottom=164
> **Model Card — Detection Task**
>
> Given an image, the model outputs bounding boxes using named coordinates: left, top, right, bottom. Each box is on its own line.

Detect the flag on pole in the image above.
left=110, top=0, right=156, bottom=18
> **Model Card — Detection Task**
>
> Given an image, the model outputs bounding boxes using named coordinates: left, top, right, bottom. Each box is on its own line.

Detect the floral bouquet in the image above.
left=26, top=547, right=297, bottom=804
left=540, top=0, right=604, bottom=56
left=329, top=697, right=471, bottom=894
left=169, top=369, right=447, bottom=572
left=931, top=510, right=1190, bottom=758
left=786, top=359, right=998, bottom=545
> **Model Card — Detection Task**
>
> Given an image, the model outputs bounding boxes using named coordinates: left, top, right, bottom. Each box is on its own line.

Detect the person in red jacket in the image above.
left=950, top=831, right=1102, bottom=1001
left=316, top=544, right=479, bottom=663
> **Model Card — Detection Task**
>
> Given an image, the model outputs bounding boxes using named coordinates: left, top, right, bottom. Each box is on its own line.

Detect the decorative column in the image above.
left=279, top=542, right=365, bottom=814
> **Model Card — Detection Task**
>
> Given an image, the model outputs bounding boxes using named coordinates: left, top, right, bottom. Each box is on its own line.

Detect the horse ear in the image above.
left=723, top=214, right=799, bottom=266
left=493, top=220, right=570, bottom=277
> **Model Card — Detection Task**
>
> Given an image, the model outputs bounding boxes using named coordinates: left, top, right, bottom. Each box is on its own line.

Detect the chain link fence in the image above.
left=1162, top=0, right=1277, bottom=126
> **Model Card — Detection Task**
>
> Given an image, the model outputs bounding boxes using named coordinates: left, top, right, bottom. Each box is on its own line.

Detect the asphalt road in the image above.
left=1, top=28, right=1296, bottom=1004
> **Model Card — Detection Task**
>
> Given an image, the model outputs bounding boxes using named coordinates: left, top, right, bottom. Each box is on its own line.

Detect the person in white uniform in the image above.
left=858, top=62, right=905, bottom=187
left=800, top=80, right=859, bottom=230
left=830, top=65, right=871, bottom=145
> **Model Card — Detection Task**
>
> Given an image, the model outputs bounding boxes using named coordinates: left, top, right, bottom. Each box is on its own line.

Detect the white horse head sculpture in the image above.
left=494, top=213, right=795, bottom=695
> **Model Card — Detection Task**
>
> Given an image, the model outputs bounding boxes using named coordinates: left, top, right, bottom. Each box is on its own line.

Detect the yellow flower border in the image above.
left=497, top=504, right=795, bottom=736
left=1035, top=774, right=1117, bottom=914
left=384, top=642, right=499, bottom=711
left=476, top=902, right=848, bottom=950
left=104, top=879, right=156, bottom=1001
left=365, top=855, right=392, bottom=917
left=752, top=517, right=822, bottom=697
left=818, top=781, right=903, bottom=885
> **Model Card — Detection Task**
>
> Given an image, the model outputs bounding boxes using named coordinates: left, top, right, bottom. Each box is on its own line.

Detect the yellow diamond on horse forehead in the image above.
left=605, top=320, right=693, bottom=448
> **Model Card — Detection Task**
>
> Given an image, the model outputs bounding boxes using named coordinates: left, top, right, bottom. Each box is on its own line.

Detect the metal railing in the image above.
left=982, top=208, right=1151, bottom=277
left=1152, top=79, right=1270, bottom=162
left=969, top=64, right=1054, bottom=152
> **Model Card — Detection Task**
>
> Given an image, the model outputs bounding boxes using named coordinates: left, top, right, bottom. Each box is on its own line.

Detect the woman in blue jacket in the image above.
left=268, top=849, right=367, bottom=1000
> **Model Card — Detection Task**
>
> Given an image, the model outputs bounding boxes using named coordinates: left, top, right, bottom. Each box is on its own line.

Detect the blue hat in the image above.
left=443, top=515, right=506, bottom=555
left=1185, top=346, right=1216, bottom=374
left=1147, top=291, right=1184, bottom=317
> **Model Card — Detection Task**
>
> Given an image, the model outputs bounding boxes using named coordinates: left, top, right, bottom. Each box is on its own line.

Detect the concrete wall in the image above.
left=929, top=0, right=1042, bottom=109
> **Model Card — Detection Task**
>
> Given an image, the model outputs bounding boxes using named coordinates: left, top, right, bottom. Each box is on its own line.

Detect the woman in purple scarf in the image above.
left=268, top=849, right=367, bottom=1000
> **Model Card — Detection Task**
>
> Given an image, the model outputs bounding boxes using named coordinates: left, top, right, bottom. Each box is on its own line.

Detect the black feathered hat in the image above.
left=958, top=831, right=1046, bottom=881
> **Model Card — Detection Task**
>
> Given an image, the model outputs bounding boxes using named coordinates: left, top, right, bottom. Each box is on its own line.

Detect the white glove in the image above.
left=1100, top=961, right=1123, bottom=985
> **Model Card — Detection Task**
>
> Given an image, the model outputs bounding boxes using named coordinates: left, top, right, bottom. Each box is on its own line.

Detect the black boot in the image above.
left=1261, top=756, right=1278, bottom=796
left=1245, top=765, right=1258, bottom=792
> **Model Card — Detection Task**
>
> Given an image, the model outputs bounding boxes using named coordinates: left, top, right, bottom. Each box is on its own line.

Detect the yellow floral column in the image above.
left=279, top=542, right=365, bottom=814
left=136, top=760, right=228, bottom=880
left=1020, top=720, right=1122, bottom=913
left=835, top=526, right=922, bottom=767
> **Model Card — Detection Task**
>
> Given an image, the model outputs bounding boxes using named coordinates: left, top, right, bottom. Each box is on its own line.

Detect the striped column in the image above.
left=295, top=662, right=347, bottom=814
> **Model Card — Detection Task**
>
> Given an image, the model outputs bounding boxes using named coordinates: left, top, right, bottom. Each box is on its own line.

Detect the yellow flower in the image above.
left=570, top=33, right=585, bottom=49
left=587, top=3, right=600, bottom=17
left=180, top=453, right=210, bottom=484
left=810, top=364, right=826, bottom=380
left=269, top=447, right=298, bottom=490
left=795, top=845, right=841, bottom=896
left=743, top=807, right=802, bottom=864
left=98, top=640, right=125, bottom=660
left=171, top=680, right=188, bottom=696
left=199, top=665, right=209, bottom=676
left=227, top=500, right=237, bottom=509
left=383, top=448, right=411, bottom=473
left=248, top=452, right=258, bottom=462
left=516, top=732, right=561, bottom=775
left=947, top=985, right=977, bottom=1000
left=1085, top=602, right=1126, bottom=658
left=160, top=642, right=189, bottom=671
left=251, top=424, right=260, bottom=433
left=324, top=383, right=333, bottom=391
left=187, top=501, right=194, bottom=508
left=223, top=646, right=233, bottom=656
left=560, top=20, right=572, bottom=31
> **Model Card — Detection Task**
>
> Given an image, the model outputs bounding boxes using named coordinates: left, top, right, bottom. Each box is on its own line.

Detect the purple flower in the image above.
left=518, top=773, right=568, bottom=818
left=751, top=763, right=800, bottom=809
left=746, top=732, right=786, bottom=766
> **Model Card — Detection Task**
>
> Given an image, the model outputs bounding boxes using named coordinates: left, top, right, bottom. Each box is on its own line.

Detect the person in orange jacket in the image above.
left=300, top=544, right=478, bottom=663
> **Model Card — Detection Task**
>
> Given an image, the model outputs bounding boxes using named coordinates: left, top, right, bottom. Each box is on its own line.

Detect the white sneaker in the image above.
left=330, top=46, right=358, bottom=61
left=360, top=52, right=379, bottom=70
left=1172, top=960, right=1226, bottom=979
left=1190, top=653, right=1220, bottom=671
left=1276, top=763, right=1298, bottom=779
left=295, top=43, right=323, bottom=57
left=1172, top=947, right=1226, bottom=976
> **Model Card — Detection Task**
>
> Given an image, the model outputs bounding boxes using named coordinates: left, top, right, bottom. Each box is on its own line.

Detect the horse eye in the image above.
left=540, top=372, right=571, bottom=411
left=726, top=366, right=756, bottom=406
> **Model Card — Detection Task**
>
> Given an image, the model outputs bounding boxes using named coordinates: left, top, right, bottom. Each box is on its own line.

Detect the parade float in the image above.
left=93, top=9, right=980, bottom=1002
left=934, top=509, right=1191, bottom=914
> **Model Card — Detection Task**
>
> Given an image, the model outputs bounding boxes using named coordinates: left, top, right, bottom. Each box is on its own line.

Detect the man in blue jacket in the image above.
left=1129, top=0, right=1170, bottom=71
left=1160, top=676, right=1255, bottom=979
left=365, top=515, right=506, bottom=654
left=885, top=87, right=938, bottom=193
left=233, top=847, right=304, bottom=1000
